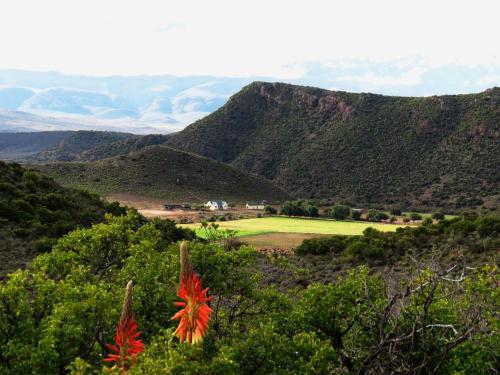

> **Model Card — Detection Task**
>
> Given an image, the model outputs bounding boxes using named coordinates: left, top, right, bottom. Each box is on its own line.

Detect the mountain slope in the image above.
left=0, top=131, right=170, bottom=162
left=34, top=145, right=290, bottom=203
left=167, top=82, right=500, bottom=208
left=75, top=134, right=172, bottom=161
left=29, top=130, right=134, bottom=161
left=0, top=131, right=74, bottom=160
left=0, top=161, right=125, bottom=277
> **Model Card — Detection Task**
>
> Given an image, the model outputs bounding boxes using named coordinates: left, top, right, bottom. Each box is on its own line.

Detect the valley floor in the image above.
left=181, top=217, right=406, bottom=250
left=106, top=194, right=408, bottom=251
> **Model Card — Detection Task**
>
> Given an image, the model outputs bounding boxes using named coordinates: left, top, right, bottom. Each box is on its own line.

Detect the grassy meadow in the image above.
left=181, top=216, right=405, bottom=245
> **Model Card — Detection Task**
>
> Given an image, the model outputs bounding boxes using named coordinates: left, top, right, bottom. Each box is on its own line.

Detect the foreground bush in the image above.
left=0, top=211, right=498, bottom=374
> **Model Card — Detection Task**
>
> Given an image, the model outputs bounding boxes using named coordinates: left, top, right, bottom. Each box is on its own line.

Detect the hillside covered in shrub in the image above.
left=34, top=145, right=290, bottom=203
left=167, top=82, right=500, bottom=209
left=0, top=161, right=127, bottom=277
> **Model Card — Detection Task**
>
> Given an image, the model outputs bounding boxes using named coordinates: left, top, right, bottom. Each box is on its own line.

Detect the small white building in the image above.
left=205, top=200, right=229, bottom=211
left=246, top=201, right=267, bottom=210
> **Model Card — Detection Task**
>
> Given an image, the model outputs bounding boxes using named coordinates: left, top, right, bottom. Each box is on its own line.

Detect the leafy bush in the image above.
left=325, top=205, right=351, bottom=220
left=280, top=200, right=318, bottom=217
left=367, top=209, right=389, bottom=222
left=350, top=209, right=362, bottom=220
left=296, top=236, right=350, bottom=255
left=264, top=205, right=277, bottom=215
left=432, top=211, right=445, bottom=220
left=407, top=212, right=423, bottom=221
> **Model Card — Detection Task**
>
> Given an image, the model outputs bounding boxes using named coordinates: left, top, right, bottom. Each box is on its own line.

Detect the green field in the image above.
left=181, top=216, right=406, bottom=239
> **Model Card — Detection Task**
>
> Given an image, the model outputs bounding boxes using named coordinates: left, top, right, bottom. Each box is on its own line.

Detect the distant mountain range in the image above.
left=0, top=70, right=254, bottom=132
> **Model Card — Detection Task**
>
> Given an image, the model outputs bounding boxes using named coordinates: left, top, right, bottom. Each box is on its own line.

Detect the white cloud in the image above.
left=337, top=68, right=427, bottom=87
left=477, top=74, right=500, bottom=86
left=0, top=0, right=498, bottom=77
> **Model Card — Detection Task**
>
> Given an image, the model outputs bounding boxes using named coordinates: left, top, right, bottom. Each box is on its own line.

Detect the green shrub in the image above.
left=367, top=209, right=389, bottom=222
left=264, top=205, right=278, bottom=215
left=325, top=205, right=351, bottom=220
left=432, top=211, right=445, bottom=220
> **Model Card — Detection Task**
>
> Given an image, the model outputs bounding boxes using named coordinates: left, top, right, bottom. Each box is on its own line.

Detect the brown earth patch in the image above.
left=242, top=232, right=329, bottom=251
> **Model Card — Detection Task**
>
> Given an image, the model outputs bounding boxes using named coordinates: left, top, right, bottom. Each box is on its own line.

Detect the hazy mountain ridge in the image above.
left=0, top=109, right=183, bottom=134
left=167, top=82, right=500, bottom=209
left=29, top=131, right=134, bottom=162
left=0, top=131, right=75, bottom=160
left=0, top=130, right=172, bottom=162
left=0, top=70, right=253, bottom=130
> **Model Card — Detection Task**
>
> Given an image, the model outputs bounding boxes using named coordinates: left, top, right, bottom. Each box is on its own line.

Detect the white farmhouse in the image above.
left=205, top=200, right=229, bottom=211
left=245, top=201, right=267, bottom=210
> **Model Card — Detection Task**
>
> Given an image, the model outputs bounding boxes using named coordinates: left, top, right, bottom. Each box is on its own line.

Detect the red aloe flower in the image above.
left=104, top=318, right=144, bottom=371
left=104, top=281, right=144, bottom=373
left=171, top=242, right=213, bottom=344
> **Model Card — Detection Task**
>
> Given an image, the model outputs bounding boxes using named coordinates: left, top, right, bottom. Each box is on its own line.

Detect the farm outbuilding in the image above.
left=164, top=203, right=192, bottom=210
left=164, top=203, right=183, bottom=210
left=245, top=201, right=267, bottom=210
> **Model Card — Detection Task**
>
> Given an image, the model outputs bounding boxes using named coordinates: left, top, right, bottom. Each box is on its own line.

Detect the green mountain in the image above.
left=0, top=161, right=125, bottom=277
left=166, top=82, right=500, bottom=209
left=34, top=145, right=290, bottom=203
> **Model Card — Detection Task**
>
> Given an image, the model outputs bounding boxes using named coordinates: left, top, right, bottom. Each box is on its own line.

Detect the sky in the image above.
left=0, top=0, right=499, bottom=93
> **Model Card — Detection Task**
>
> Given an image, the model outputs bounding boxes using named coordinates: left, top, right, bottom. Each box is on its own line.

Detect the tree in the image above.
left=350, top=209, right=362, bottom=221
left=367, top=209, right=389, bottom=222
left=328, top=205, right=351, bottom=220
left=264, top=205, right=277, bottom=216
left=408, top=212, right=423, bottom=221
left=280, top=200, right=318, bottom=217
left=390, top=206, right=403, bottom=216
left=303, top=203, right=319, bottom=218
left=432, top=211, right=445, bottom=220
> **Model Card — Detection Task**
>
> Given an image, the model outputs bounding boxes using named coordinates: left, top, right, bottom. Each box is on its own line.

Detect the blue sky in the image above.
left=0, top=0, right=499, bottom=95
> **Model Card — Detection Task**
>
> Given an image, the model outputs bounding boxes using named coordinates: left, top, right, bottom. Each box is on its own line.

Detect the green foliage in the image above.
left=390, top=206, right=403, bottom=216
left=280, top=200, right=319, bottom=217
left=295, top=236, right=349, bottom=256
left=325, top=205, right=351, bottom=220
left=167, top=83, right=499, bottom=208
left=432, top=211, right=446, bottom=220
left=0, top=210, right=498, bottom=373
left=407, top=212, right=423, bottom=221
left=199, top=221, right=242, bottom=251
left=350, top=209, right=362, bottom=220
left=264, top=205, right=277, bottom=215
left=367, top=209, right=389, bottom=222
left=0, top=211, right=195, bottom=374
left=0, top=161, right=128, bottom=277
